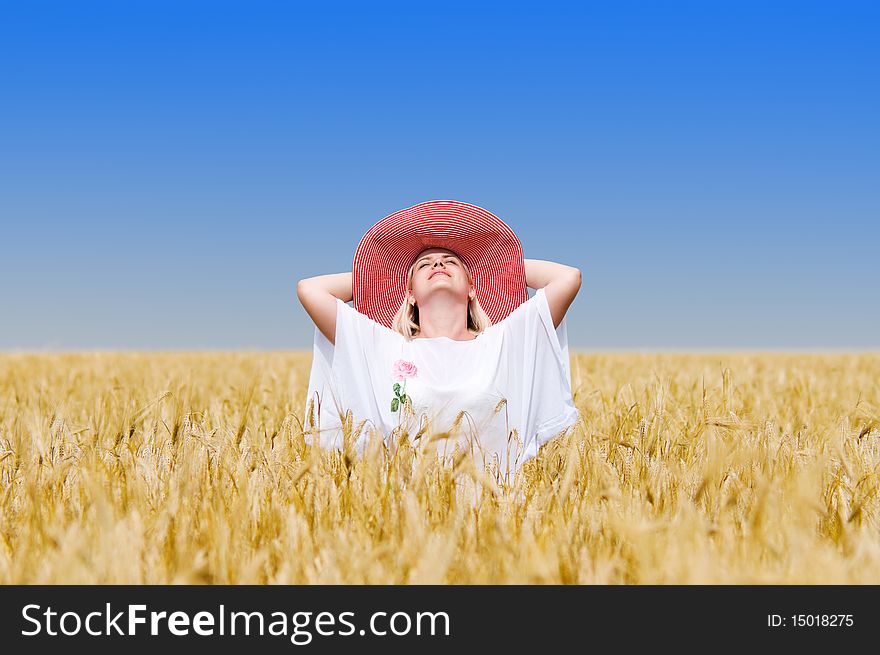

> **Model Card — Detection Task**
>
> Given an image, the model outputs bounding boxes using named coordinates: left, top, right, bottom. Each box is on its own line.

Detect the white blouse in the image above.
left=303, top=287, right=580, bottom=474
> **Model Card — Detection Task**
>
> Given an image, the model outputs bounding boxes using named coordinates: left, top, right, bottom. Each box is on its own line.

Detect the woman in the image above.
left=297, top=200, right=582, bottom=475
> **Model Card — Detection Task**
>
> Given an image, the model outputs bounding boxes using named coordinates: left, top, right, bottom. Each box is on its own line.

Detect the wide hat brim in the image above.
left=353, top=199, right=528, bottom=329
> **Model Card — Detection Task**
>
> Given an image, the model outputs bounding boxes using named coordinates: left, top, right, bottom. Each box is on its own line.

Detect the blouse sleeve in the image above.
left=304, top=299, right=402, bottom=450
left=499, top=287, right=580, bottom=457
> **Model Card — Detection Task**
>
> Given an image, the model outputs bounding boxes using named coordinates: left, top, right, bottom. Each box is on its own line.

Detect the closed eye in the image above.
left=419, top=258, right=458, bottom=269
left=419, top=259, right=458, bottom=268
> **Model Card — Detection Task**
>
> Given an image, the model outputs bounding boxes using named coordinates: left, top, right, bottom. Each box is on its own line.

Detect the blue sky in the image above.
left=1, top=0, right=877, bottom=351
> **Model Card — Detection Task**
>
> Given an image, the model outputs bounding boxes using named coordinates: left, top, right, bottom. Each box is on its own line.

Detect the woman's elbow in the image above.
left=296, top=278, right=316, bottom=302
left=567, top=267, right=582, bottom=291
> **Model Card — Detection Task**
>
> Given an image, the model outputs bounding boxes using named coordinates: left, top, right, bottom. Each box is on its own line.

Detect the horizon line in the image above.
left=2, top=347, right=878, bottom=356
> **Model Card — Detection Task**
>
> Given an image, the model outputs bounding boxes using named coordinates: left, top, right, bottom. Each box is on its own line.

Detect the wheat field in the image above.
left=1, top=351, right=878, bottom=584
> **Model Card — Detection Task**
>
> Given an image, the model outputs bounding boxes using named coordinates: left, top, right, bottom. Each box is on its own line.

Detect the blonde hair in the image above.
left=391, top=249, right=492, bottom=340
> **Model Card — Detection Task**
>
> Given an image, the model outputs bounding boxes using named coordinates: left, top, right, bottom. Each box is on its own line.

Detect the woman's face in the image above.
left=408, top=247, right=474, bottom=306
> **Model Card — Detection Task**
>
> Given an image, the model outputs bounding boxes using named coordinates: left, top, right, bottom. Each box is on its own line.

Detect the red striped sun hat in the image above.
left=352, top=200, right=528, bottom=329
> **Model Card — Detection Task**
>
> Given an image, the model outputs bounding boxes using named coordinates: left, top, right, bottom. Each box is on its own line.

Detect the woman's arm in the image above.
left=523, top=259, right=582, bottom=329
left=296, top=272, right=353, bottom=346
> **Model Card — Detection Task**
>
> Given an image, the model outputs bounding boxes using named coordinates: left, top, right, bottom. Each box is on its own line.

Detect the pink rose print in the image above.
left=390, top=359, right=418, bottom=414
left=391, top=359, right=418, bottom=382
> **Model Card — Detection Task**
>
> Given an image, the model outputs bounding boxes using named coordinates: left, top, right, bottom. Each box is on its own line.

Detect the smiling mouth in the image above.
left=430, top=271, right=450, bottom=278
